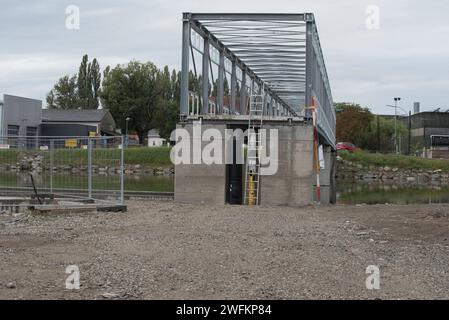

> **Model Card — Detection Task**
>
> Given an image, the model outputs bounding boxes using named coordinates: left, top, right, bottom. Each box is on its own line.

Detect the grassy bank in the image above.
left=124, top=147, right=171, bottom=166
left=0, top=147, right=173, bottom=167
left=339, top=150, right=449, bottom=171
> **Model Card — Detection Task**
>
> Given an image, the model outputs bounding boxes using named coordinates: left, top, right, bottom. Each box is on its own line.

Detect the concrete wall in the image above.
left=315, top=145, right=336, bottom=204
left=174, top=121, right=334, bottom=206
left=260, top=124, right=315, bottom=206
left=0, top=102, right=3, bottom=135
left=1, top=95, right=42, bottom=136
left=174, top=122, right=227, bottom=205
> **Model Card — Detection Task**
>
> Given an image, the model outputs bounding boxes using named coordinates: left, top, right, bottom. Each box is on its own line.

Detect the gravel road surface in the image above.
left=1, top=201, right=448, bottom=299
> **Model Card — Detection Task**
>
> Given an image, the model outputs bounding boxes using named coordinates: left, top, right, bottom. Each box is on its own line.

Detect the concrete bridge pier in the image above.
left=174, top=119, right=336, bottom=206
left=314, top=145, right=337, bottom=204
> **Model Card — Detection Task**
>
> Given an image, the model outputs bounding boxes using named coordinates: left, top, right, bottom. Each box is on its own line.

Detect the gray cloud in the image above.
left=1, top=0, right=448, bottom=114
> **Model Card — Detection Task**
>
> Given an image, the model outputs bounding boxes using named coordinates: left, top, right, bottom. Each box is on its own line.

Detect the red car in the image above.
left=336, top=142, right=358, bottom=152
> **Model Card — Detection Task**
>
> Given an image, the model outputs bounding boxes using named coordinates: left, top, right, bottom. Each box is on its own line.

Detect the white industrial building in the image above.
left=147, top=129, right=166, bottom=147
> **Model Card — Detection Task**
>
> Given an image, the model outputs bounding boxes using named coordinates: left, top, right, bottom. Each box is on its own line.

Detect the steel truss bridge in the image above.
left=180, top=13, right=336, bottom=148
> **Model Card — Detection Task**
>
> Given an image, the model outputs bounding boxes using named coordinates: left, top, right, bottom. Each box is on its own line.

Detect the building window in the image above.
left=7, top=125, right=19, bottom=148
left=7, top=125, right=19, bottom=136
left=26, top=126, right=37, bottom=137
left=26, top=127, right=38, bottom=149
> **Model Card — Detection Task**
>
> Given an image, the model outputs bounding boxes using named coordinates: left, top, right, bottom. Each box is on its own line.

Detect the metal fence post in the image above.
left=120, top=135, right=125, bottom=205
left=50, top=140, right=54, bottom=194
left=88, top=138, right=92, bottom=199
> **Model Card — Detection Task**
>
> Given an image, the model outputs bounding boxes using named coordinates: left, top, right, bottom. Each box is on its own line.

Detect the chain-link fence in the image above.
left=0, top=136, right=124, bottom=207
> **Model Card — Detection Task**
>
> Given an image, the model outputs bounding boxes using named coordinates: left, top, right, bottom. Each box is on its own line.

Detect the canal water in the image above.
left=337, top=182, right=449, bottom=205
left=0, top=171, right=174, bottom=193
left=1, top=171, right=449, bottom=204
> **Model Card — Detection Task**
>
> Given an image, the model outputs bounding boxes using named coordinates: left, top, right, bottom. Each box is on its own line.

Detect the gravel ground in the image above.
left=1, top=201, right=448, bottom=299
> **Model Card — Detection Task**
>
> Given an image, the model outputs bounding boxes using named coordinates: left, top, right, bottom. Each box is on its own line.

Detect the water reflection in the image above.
left=337, top=182, right=449, bottom=205
left=3, top=171, right=447, bottom=203
left=0, top=171, right=174, bottom=193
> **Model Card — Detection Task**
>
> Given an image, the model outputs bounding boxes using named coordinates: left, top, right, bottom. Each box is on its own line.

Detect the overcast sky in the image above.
left=1, top=0, right=448, bottom=114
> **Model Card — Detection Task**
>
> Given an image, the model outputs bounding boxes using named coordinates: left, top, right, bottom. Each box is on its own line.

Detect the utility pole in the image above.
left=408, top=110, right=411, bottom=155
left=376, top=115, right=380, bottom=152
left=125, top=117, right=131, bottom=149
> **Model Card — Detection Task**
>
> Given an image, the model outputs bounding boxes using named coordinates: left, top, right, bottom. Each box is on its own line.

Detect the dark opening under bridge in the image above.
left=176, top=13, right=337, bottom=206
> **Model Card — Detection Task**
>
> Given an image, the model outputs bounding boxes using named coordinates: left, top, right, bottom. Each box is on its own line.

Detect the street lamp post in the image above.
left=125, top=117, right=131, bottom=149
left=386, top=102, right=409, bottom=154
left=393, top=97, right=401, bottom=154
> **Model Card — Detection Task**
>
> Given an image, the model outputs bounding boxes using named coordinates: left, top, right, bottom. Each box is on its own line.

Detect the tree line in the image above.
left=46, top=55, right=180, bottom=143
left=336, top=103, right=409, bottom=153
left=47, top=55, right=102, bottom=110
left=50, top=55, right=407, bottom=151
left=47, top=55, right=251, bottom=143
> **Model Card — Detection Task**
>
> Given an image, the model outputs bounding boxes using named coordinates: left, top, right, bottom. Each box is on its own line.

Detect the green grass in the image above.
left=0, top=149, right=19, bottom=163
left=339, top=150, right=449, bottom=171
left=124, top=147, right=172, bottom=166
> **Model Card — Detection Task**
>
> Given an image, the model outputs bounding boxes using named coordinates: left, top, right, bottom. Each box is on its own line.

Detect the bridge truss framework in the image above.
left=180, top=12, right=336, bottom=148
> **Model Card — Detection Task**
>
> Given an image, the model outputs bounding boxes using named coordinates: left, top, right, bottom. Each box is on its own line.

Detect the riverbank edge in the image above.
left=336, top=157, right=449, bottom=184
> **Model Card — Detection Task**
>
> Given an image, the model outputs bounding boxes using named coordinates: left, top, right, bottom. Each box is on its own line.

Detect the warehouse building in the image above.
left=1, top=94, right=119, bottom=150
left=41, top=109, right=117, bottom=137
left=0, top=94, right=42, bottom=138
left=408, top=109, right=449, bottom=159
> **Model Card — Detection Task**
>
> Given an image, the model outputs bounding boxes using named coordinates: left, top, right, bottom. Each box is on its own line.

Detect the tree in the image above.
left=89, top=58, right=101, bottom=109
left=46, top=75, right=78, bottom=109
left=336, top=102, right=408, bottom=152
left=77, top=54, right=101, bottom=109
left=47, top=55, right=103, bottom=109
left=100, top=61, right=163, bottom=143
left=371, top=116, right=407, bottom=153
left=46, top=90, right=56, bottom=109
left=336, top=103, right=374, bottom=147
left=171, top=70, right=180, bottom=103
left=152, top=100, right=179, bottom=140
left=160, top=66, right=172, bottom=101
left=211, top=77, right=230, bottom=97
left=77, top=54, right=90, bottom=108
left=47, top=57, right=181, bottom=142
left=189, top=71, right=201, bottom=95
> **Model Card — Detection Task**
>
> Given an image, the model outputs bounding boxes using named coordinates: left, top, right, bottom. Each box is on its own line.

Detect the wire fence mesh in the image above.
left=0, top=136, right=124, bottom=205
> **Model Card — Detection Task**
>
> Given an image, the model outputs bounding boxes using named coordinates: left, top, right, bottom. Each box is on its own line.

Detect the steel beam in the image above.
left=236, top=55, right=306, bottom=60
left=202, top=36, right=210, bottom=114
left=230, top=60, right=237, bottom=114
left=226, top=44, right=307, bottom=49
left=230, top=49, right=306, bottom=55
left=268, top=96, right=273, bottom=116
left=180, top=13, right=191, bottom=118
left=240, top=69, right=247, bottom=115
left=189, top=13, right=307, bottom=21
left=305, top=16, right=313, bottom=117
left=262, top=90, right=267, bottom=115
left=188, top=20, right=297, bottom=116
left=218, top=49, right=224, bottom=114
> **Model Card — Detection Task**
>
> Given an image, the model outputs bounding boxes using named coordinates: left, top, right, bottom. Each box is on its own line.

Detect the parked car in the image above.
left=336, top=142, right=358, bottom=152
